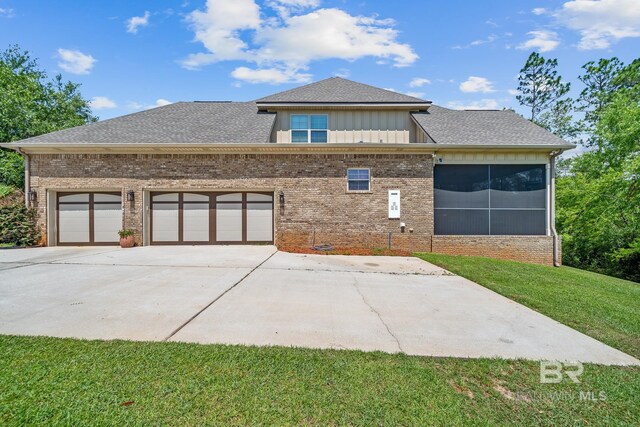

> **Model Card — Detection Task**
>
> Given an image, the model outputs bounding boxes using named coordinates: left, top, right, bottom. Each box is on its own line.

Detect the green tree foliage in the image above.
left=577, top=57, right=623, bottom=133
left=556, top=83, right=640, bottom=281
left=516, top=52, right=570, bottom=122
left=0, top=45, right=96, bottom=188
left=0, top=190, right=41, bottom=246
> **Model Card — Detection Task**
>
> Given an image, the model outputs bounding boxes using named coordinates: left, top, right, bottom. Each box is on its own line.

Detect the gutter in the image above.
left=549, top=150, right=561, bottom=267
left=16, top=148, right=30, bottom=207
left=0, top=142, right=577, bottom=153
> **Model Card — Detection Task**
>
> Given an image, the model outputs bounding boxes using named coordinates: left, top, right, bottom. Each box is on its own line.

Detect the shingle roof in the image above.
left=411, top=105, right=574, bottom=148
left=255, top=77, right=429, bottom=104
left=13, top=102, right=275, bottom=145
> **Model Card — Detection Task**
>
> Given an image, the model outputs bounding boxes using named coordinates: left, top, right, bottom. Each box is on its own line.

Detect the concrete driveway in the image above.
left=0, top=246, right=637, bottom=366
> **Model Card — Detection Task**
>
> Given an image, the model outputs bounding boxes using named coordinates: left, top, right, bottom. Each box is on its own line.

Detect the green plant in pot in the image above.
left=118, top=229, right=135, bottom=248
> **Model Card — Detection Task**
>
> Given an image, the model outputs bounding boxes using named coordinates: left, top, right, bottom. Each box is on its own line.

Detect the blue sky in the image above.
left=1, top=0, right=639, bottom=120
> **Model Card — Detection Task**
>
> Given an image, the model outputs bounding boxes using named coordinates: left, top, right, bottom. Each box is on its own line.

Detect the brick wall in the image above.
left=29, top=153, right=434, bottom=251
left=29, top=152, right=559, bottom=264
left=431, top=235, right=558, bottom=266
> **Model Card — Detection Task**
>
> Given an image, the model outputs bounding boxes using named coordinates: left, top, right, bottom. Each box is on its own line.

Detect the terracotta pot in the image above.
left=119, top=235, right=135, bottom=248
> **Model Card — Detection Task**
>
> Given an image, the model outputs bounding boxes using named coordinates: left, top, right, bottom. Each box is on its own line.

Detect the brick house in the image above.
left=2, top=77, right=574, bottom=265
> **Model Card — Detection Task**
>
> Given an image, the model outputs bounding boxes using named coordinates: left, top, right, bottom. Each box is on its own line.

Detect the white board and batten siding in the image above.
left=272, top=110, right=418, bottom=144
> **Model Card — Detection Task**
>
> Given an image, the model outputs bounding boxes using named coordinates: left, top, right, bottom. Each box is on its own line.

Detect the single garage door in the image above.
left=57, top=192, right=122, bottom=245
left=150, top=192, right=273, bottom=245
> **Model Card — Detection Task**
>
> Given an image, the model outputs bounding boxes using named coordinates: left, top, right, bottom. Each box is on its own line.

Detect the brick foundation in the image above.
left=431, top=235, right=558, bottom=266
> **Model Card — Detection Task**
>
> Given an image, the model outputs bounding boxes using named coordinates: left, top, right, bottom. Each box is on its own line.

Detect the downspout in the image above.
left=16, top=148, right=30, bottom=207
left=549, top=151, right=561, bottom=267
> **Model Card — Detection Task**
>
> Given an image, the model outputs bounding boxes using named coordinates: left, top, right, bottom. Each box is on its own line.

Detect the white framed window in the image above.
left=291, top=114, right=328, bottom=143
left=347, top=168, right=371, bottom=192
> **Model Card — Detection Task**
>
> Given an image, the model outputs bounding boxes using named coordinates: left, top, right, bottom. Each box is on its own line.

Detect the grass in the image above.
left=415, top=253, right=640, bottom=359
left=1, top=335, right=639, bottom=426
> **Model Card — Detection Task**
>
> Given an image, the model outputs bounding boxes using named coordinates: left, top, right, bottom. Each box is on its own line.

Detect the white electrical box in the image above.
left=388, top=190, right=400, bottom=219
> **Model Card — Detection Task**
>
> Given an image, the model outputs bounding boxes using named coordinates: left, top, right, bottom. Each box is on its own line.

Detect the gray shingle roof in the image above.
left=13, top=102, right=275, bottom=144
left=256, top=77, right=429, bottom=104
left=412, top=105, right=574, bottom=147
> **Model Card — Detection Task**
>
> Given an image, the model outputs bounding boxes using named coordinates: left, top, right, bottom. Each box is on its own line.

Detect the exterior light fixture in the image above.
left=279, top=191, right=285, bottom=206
left=28, top=190, right=37, bottom=202
left=126, top=190, right=135, bottom=202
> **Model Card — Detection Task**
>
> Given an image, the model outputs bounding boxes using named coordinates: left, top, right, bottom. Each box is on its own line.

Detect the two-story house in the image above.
left=2, top=77, right=574, bottom=265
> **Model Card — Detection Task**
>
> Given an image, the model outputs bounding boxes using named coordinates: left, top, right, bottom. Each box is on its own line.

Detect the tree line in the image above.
left=517, top=52, right=639, bottom=281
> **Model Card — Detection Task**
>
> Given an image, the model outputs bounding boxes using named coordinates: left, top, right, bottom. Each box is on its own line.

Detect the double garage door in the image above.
left=55, top=191, right=273, bottom=246
left=151, top=192, right=273, bottom=244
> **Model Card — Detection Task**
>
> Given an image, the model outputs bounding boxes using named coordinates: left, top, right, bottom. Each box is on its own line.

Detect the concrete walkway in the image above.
left=0, top=246, right=637, bottom=366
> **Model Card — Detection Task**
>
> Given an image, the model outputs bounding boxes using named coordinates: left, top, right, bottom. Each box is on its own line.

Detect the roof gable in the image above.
left=255, top=77, right=429, bottom=104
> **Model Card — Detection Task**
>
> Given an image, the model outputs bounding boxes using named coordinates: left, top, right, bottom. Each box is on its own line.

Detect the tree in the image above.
left=0, top=45, right=96, bottom=188
left=536, top=98, right=580, bottom=141
left=556, top=80, right=640, bottom=281
left=516, top=52, right=570, bottom=122
left=577, top=57, right=623, bottom=132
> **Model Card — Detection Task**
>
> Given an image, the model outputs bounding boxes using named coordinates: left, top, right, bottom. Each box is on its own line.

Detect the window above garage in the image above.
left=291, top=114, right=328, bottom=143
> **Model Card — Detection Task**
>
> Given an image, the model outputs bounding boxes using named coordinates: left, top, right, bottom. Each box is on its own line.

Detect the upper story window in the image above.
left=291, top=114, right=328, bottom=143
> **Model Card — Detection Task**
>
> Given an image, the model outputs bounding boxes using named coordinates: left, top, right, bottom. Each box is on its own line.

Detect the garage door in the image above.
left=57, top=192, right=122, bottom=245
left=150, top=192, right=273, bottom=245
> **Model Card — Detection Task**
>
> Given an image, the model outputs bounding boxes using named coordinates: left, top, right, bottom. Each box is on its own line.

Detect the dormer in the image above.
left=255, top=77, right=431, bottom=144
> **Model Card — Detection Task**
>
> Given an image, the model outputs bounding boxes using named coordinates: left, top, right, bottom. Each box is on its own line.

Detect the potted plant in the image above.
left=118, top=229, right=135, bottom=248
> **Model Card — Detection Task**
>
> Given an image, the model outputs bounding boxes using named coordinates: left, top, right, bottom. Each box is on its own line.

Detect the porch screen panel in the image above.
left=434, top=164, right=546, bottom=235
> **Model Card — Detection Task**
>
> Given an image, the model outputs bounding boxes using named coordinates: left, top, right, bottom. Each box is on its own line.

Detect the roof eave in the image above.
left=256, top=102, right=431, bottom=110
left=1, top=141, right=576, bottom=154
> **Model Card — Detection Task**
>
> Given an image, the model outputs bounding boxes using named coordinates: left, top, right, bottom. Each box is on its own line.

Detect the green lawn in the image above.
left=1, top=335, right=639, bottom=426
left=415, top=253, right=640, bottom=360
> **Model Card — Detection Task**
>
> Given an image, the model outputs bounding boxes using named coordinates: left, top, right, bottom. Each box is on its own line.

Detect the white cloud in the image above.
left=268, top=0, right=320, bottom=18
left=447, top=99, right=500, bottom=110
left=507, top=89, right=519, bottom=95
left=532, top=7, right=547, bottom=15
left=127, top=11, right=150, bottom=34
left=128, top=99, right=172, bottom=110
left=0, top=7, right=15, bottom=18
left=181, top=0, right=418, bottom=83
left=555, top=0, right=640, bottom=50
left=231, top=66, right=312, bottom=84
left=405, top=91, right=425, bottom=99
left=459, top=76, right=495, bottom=93
left=89, top=97, right=117, bottom=109
left=517, top=30, right=560, bottom=52
left=57, top=49, right=96, bottom=74
left=333, top=68, right=351, bottom=78
left=409, top=77, right=431, bottom=87
left=453, top=34, right=498, bottom=49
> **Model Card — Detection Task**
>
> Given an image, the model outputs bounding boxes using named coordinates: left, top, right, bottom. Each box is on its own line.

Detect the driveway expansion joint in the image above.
left=163, top=249, right=278, bottom=342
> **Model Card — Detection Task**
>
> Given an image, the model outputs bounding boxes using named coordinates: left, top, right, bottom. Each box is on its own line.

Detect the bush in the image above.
left=0, top=197, right=40, bottom=246
left=0, top=148, right=24, bottom=188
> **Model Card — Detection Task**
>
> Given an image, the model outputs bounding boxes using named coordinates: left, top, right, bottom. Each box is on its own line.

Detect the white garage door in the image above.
left=150, top=192, right=273, bottom=245
left=57, top=193, right=122, bottom=245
